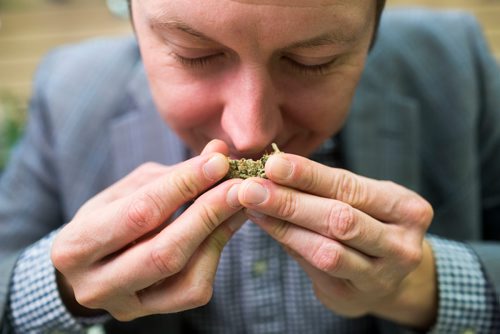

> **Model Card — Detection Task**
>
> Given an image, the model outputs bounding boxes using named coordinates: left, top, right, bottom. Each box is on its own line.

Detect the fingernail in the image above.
left=203, top=154, right=227, bottom=181
left=226, top=184, right=242, bottom=208
left=242, top=181, right=268, bottom=205
left=268, top=155, right=293, bottom=181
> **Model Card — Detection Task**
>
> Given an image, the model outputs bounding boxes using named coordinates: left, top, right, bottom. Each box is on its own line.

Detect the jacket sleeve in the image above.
left=373, top=9, right=500, bottom=334
left=0, top=50, right=65, bottom=328
left=464, top=12, right=500, bottom=303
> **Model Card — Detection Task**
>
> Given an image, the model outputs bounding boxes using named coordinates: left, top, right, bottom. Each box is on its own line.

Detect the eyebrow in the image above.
left=284, top=32, right=357, bottom=50
left=150, top=19, right=220, bottom=44
left=151, top=18, right=357, bottom=50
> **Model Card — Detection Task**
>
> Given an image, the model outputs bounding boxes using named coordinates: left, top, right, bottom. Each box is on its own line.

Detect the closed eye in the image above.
left=170, top=51, right=338, bottom=76
left=282, top=56, right=338, bottom=75
left=170, top=52, right=225, bottom=68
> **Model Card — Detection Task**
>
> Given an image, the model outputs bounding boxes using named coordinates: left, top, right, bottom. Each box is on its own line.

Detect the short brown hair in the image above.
left=373, top=0, right=386, bottom=47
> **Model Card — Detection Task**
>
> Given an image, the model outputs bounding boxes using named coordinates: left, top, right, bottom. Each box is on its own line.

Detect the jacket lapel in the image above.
left=343, top=89, right=422, bottom=193
left=109, top=63, right=187, bottom=182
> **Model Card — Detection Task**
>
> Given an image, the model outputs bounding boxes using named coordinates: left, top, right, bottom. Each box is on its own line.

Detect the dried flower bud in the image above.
left=226, top=143, right=281, bottom=179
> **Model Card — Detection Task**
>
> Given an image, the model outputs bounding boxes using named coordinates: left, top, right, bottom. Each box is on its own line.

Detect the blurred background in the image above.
left=0, top=0, right=499, bottom=169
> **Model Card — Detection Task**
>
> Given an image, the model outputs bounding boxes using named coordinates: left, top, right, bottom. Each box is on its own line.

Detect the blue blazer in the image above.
left=1, top=8, right=499, bottom=333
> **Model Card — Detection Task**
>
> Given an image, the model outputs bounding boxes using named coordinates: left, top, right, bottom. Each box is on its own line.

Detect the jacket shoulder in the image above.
left=377, top=7, right=482, bottom=47
left=361, top=8, right=488, bottom=97
left=370, top=8, right=484, bottom=70
left=32, top=36, right=141, bottom=124
left=37, top=35, right=140, bottom=84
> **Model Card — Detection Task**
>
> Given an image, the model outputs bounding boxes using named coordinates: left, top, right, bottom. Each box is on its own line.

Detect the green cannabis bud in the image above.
left=226, top=143, right=281, bottom=179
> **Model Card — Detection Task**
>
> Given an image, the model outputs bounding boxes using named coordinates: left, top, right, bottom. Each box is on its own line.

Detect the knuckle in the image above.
left=51, top=233, right=91, bottom=270
left=133, top=162, right=159, bottom=178
left=207, top=229, right=230, bottom=253
left=170, top=172, right=201, bottom=201
left=380, top=231, right=424, bottom=270
left=276, top=190, right=299, bottom=220
left=271, top=220, right=292, bottom=243
left=197, top=203, right=223, bottom=232
left=126, top=193, right=164, bottom=233
left=73, top=285, right=107, bottom=310
left=111, top=310, right=138, bottom=322
left=387, top=238, right=423, bottom=272
left=184, top=282, right=214, bottom=308
left=401, top=244, right=423, bottom=270
left=364, top=262, right=388, bottom=292
left=311, top=242, right=342, bottom=273
left=302, top=164, right=322, bottom=193
left=314, top=280, right=352, bottom=303
left=372, top=275, right=396, bottom=293
left=333, top=171, right=365, bottom=206
left=327, top=203, right=357, bottom=241
left=397, top=192, right=434, bottom=228
left=137, top=161, right=162, bottom=172
left=128, top=162, right=165, bottom=186
left=150, top=244, right=186, bottom=276
left=412, top=198, right=434, bottom=226
left=50, top=241, right=75, bottom=271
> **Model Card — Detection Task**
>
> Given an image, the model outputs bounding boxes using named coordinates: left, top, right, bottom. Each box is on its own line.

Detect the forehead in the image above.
left=141, top=0, right=371, bottom=19
left=229, top=0, right=348, bottom=7
left=141, top=0, right=373, bottom=28
left=138, top=0, right=374, bottom=49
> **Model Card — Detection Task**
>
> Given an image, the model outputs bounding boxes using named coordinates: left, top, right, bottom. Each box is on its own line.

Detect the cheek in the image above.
left=143, top=51, right=225, bottom=132
left=135, top=22, right=221, bottom=131
left=148, top=74, right=220, bottom=129
left=282, top=72, right=360, bottom=136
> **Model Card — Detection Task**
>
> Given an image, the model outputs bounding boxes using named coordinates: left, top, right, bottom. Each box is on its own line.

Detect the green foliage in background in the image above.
left=0, top=92, right=27, bottom=170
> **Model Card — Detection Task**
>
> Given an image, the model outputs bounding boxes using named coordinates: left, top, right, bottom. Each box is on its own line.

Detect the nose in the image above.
left=220, top=65, right=283, bottom=156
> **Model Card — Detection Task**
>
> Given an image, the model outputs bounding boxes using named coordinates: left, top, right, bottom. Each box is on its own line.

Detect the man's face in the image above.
left=132, top=0, right=375, bottom=158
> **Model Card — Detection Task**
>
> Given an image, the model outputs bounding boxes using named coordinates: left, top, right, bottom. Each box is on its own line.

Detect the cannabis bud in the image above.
left=226, top=143, right=281, bottom=179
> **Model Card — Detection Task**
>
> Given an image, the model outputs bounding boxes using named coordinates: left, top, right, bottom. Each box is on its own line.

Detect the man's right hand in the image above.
left=51, top=141, right=244, bottom=321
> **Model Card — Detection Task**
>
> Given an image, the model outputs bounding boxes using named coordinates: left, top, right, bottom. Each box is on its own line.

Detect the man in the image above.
left=1, top=0, right=500, bottom=333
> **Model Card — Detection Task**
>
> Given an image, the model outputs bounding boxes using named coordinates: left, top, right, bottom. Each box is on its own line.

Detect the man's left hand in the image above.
left=238, top=153, right=437, bottom=330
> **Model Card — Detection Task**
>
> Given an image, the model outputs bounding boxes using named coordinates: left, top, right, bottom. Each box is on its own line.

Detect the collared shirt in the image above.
left=7, top=229, right=500, bottom=333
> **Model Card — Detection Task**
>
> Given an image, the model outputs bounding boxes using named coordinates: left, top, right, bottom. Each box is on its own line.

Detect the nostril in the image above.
left=221, top=106, right=284, bottom=157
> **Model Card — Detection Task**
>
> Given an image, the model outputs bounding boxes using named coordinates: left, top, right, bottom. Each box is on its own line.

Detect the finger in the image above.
left=251, top=215, right=375, bottom=285
left=291, top=253, right=407, bottom=318
left=136, top=211, right=246, bottom=316
left=239, top=178, right=392, bottom=257
left=291, top=254, right=359, bottom=304
left=74, top=211, right=246, bottom=321
left=299, top=258, right=369, bottom=318
left=201, top=139, right=230, bottom=156
left=91, top=180, right=243, bottom=292
left=265, top=154, right=433, bottom=225
left=310, top=280, right=368, bottom=318
left=58, top=153, right=230, bottom=265
left=83, top=162, right=170, bottom=210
